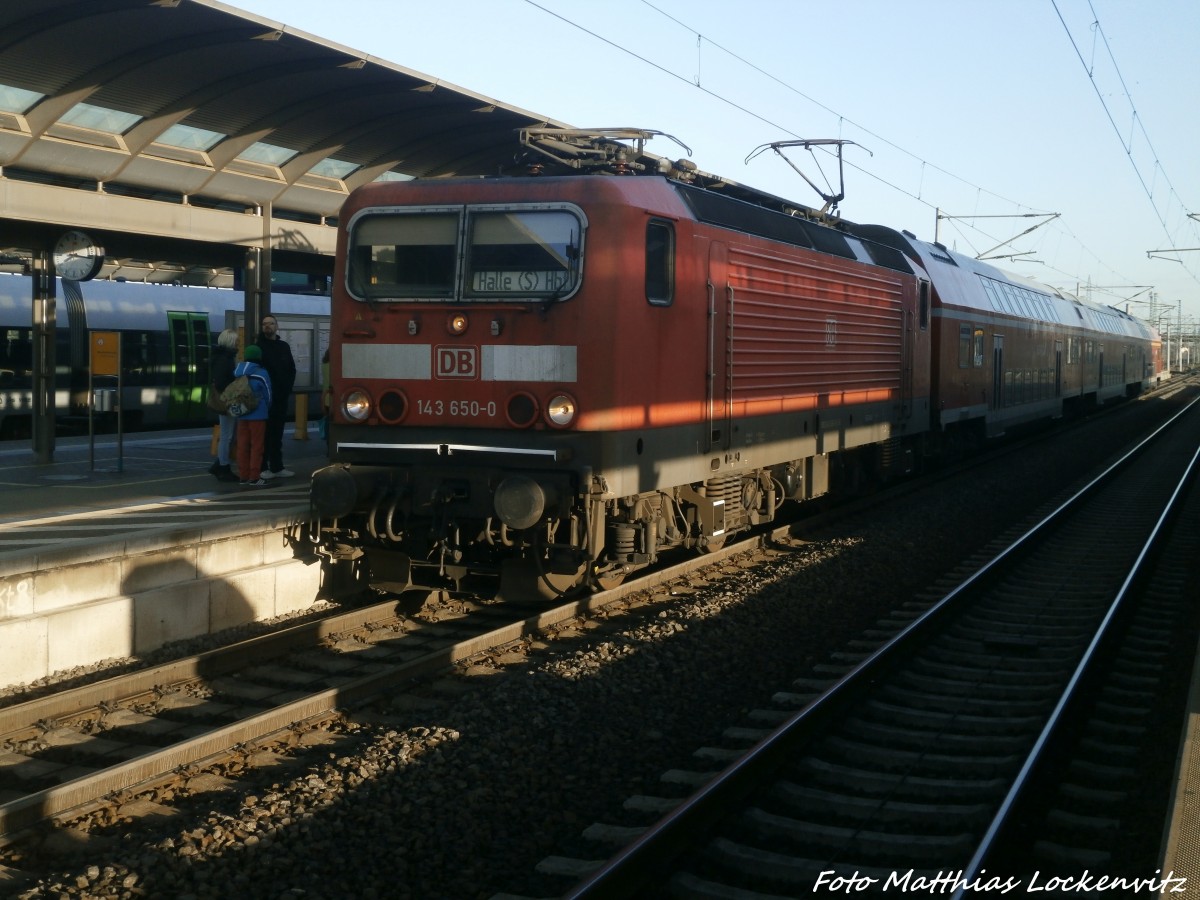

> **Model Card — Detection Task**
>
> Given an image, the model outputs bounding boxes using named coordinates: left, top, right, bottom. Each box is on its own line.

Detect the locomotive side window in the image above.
left=958, top=325, right=971, bottom=368
left=645, top=219, right=674, bottom=306
left=464, top=210, right=582, bottom=298
left=348, top=212, right=459, bottom=299
left=919, top=280, right=929, bottom=329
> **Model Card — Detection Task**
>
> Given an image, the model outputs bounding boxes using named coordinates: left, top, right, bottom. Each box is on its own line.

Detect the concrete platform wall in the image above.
left=0, top=514, right=324, bottom=690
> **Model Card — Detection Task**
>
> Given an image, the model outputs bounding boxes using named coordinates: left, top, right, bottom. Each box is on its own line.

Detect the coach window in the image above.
left=0, top=328, right=32, bottom=387
left=958, top=325, right=972, bottom=368
left=973, top=328, right=985, bottom=367
left=646, top=219, right=675, bottom=306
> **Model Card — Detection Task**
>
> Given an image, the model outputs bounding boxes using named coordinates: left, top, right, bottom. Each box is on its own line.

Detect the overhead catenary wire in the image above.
left=1051, top=0, right=1200, bottom=292
left=520, top=0, right=1196, bottom=312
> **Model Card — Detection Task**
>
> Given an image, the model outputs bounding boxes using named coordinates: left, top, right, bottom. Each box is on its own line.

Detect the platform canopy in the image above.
left=0, top=0, right=565, bottom=282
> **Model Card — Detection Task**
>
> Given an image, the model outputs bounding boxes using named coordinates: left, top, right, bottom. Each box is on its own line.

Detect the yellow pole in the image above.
left=294, top=392, right=309, bottom=440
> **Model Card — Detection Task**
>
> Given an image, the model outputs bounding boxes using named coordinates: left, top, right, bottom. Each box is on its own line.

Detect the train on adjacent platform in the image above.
left=0, top=275, right=330, bottom=440
left=308, top=130, right=1165, bottom=601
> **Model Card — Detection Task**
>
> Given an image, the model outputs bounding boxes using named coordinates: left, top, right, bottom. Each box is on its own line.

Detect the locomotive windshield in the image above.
left=348, top=212, right=458, bottom=299
left=346, top=205, right=584, bottom=302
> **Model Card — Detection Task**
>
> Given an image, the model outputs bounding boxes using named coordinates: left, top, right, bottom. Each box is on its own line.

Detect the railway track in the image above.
left=547, top=393, right=1200, bottom=898
left=0, top=516, right=808, bottom=849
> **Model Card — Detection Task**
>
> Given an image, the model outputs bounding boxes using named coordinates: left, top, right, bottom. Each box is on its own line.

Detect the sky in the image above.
left=231, top=0, right=1200, bottom=327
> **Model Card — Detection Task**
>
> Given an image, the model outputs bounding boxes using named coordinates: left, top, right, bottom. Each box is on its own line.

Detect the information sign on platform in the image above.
left=91, top=331, right=119, bottom=376
left=88, top=330, right=123, bottom=472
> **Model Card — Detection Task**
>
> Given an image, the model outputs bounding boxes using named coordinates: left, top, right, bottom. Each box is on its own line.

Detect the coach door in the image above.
left=1054, top=340, right=1063, bottom=398
left=991, top=334, right=1005, bottom=410
left=706, top=242, right=732, bottom=452
left=166, top=311, right=211, bottom=421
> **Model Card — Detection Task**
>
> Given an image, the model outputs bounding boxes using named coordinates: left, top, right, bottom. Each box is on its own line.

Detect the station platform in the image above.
left=1160, top=631, right=1200, bottom=884
left=0, top=420, right=335, bottom=691
left=0, top=421, right=329, bottom=527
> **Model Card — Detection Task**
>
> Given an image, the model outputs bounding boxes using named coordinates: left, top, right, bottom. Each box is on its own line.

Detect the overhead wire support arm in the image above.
left=934, top=210, right=1060, bottom=259
left=1147, top=247, right=1200, bottom=262
left=744, top=139, right=869, bottom=215
left=1095, top=286, right=1154, bottom=313
left=1097, top=286, right=1154, bottom=308
left=984, top=251, right=1038, bottom=262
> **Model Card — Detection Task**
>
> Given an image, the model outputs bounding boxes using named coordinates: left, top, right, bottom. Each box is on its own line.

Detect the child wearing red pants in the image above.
left=232, top=344, right=273, bottom=486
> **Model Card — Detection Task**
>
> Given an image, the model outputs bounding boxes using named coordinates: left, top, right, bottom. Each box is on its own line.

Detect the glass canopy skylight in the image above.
left=237, top=141, right=298, bottom=166
left=157, top=122, right=225, bottom=152
left=60, top=102, right=142, bottom=134
left=309, top=157, right=358, bottom=179
left=0, top=83, right=43, bottom=114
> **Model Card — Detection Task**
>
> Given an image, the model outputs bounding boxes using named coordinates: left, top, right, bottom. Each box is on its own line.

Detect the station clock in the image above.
left=52, top=229, right=105, bottom=281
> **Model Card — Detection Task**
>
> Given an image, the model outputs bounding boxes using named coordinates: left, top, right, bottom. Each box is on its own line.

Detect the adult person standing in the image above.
left=255, top=313, right=296, bottom=479
left=207, top=328, right=240, bottom=482
left=233, top=344, right=272, bottom=487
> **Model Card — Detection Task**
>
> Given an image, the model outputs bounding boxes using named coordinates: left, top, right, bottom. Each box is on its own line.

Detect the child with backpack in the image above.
left=232, top=344, right=273, bottom=486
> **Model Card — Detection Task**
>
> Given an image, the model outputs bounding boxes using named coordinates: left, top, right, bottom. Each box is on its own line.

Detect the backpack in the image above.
left=206, top=383, right=229, bottom=414
left=220, top=374, right=260, bottom=417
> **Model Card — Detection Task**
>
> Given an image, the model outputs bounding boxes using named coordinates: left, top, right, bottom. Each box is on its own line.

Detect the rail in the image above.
left=563, top=394, right=1200, bottom=898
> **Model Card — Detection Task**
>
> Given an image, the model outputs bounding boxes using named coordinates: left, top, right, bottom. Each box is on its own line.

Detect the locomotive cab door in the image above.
left=706, top=242, right=732, bottom=452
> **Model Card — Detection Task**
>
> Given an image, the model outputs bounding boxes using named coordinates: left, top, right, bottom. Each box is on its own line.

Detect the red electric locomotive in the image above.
left=309, top=129, right=1160, bottom=601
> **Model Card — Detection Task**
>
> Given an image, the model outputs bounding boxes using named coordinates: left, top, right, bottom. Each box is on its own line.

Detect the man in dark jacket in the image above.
left=255, top=314, right=296, bottom=479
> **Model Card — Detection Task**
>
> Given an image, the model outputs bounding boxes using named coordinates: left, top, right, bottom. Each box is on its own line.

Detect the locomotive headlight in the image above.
left=447, top=313, right=469, bottom=335
left=546, top=393, right=577, bottom=427
left=342, top=389, right=372, bottom=421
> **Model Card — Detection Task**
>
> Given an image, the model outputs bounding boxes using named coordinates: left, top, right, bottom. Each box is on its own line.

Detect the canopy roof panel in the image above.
left=0, top=0, right=564, bottom=222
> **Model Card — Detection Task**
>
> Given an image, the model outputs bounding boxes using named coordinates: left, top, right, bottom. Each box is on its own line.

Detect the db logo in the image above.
left=436, top=346, right=477, bottom=379
left=825, top=317, right=838, bottom=348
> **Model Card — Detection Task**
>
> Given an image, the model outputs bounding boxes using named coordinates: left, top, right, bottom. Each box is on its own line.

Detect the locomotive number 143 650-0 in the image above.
left=416, top=398, right=499, bottom=419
